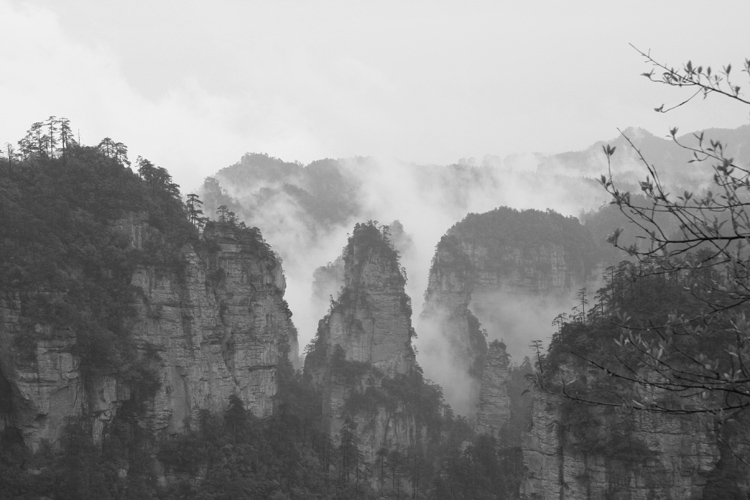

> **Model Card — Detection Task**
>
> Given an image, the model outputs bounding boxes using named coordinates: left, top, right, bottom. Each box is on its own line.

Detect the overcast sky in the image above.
left=2, top=0, right=749, bottom=191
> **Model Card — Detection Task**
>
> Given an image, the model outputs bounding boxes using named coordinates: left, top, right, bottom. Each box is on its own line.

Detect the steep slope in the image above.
left=0, top=149, right=298, bottom=450
left=310, top=220, right=414, bottom=322
left=522, top=390, right=720, bottom=499
left=125, top=220, right=298, bottom=436
left=522, top=263, right=750, bottom=498
left=475, top=340, right=511, bottom=436
left=421, top=207, right=600, bottom=417
left=304, top=222, right=439, bottom=463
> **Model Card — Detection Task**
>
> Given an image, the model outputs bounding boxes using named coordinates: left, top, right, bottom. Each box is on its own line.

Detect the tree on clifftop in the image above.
left=562, top=47, right=750, bottom=416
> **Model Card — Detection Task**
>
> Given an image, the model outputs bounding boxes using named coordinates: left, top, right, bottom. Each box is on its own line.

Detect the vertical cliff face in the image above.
left=0, top=307, right=89, bottom=450
left=0, top=218, right=298, bottom=449
left=522, top=390, right=725, bottom=500
left=128, top=222, right=298, bottom=434
left=334, top=224, right=415, bottom=376
left=421, top=207, right=599, bottom=418
left=422, top=234, right=487, bottom=413
left=475, top=340, right=511, bottom=436
left=311, top=220, right=414, bottom=318
left=305, top=222, right=419, bottom=459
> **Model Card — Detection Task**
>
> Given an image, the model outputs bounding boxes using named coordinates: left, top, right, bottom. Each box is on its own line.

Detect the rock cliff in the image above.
left=421, top=233, right=487, bottom=414
left=519, top=255, right=750, bottom=499
left=0, top=218, right=298, bottom=450
left=475, top=340, right=511, bottom=436
left=311, top=220, right=414, bottom=315
left=304, top=222, right=421, bottom=460
left=421, top=207, right=599, bottom=418
left=522, top=390, right=727, bottom=500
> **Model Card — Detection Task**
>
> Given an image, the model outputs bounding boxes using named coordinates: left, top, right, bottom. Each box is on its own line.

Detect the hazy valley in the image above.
left=1, top=119, right=749, bottom=499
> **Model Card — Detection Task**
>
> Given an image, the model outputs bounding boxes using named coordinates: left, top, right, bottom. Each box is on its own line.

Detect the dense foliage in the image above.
left=0, top=134, right=196, bottom=390
left=0, top=350, right=527, bottom=500
left=301, top=220, right=528, bottom=499
left=534, top=258, right=750, bottom=489
left=0, top=131, right=532, bottom=498
left=541, top=259, right=736, bottom=407
left=439, top=207, right=602, bottom=287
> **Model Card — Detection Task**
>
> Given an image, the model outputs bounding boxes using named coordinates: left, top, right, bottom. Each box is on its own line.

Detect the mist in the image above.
left=188, top=119, right=750, bottom=417
left=198, top=151, right=623, bottom=397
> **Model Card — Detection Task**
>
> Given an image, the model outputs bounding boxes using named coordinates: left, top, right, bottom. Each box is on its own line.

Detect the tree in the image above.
left=137, top=156, right=179, bottom=198
left=387, top=448, right=405, bottom=497
left=217, top=205, right=229, bottom=223
left=576, top=287, right=588, bottom=323
left=375, top=446, right=389, bottom=491
left=186, top=193, right=207, bottom=228
left=405, top=444, right=426, bottom=499
left=18, top=121, right=46, bottom=159
left=568, top=47, right=750, bottom=416
left=16, top=117, right=78, bottom=161
left=98, top=137, right=130, bottom=167
left=45, top=115, right=58, bottom=158
left=551, top=312, right=567, bottom=335
left=5, top=143, right=16, bottom=173
left=338, top=417, right=359, bottom=483
left=58, top=117, right=77, bottom=162
left=136, top=156, right=158, bottom=184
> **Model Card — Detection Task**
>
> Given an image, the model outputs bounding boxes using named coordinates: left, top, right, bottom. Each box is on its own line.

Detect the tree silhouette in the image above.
left=98, top=137, right=130, bottom=167
left=186, top=193, right=206, bottom=228
left=338, top=417, right=359, bottom=482
left=548, top=49, right=750, bottom=419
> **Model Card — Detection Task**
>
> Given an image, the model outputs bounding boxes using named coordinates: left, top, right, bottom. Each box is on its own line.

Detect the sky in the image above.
left=1, top=0, right=749, bottom=193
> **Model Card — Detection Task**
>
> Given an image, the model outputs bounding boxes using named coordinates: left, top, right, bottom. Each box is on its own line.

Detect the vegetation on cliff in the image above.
left=0, top=333, right=522, bottom=499
left=534, top=259, right=749, bottom=490
left=0, top=122, right=196, bottom=391
left=520, top=49, right=750, bottom=498
left=444, top=207, right=602, bottom=284
left=0, top=119, right=299, bottom=499
left=537, top=45, right=750, bottom=442
left=303, top=221, right=527, bottom=499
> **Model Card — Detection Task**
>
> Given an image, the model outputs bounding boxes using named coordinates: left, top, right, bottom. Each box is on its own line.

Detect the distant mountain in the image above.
left=539, top=124, right=750, bottom=188
left=201, top=125, right=750, bottom=235
left=197, top=123, right=749, bottom=355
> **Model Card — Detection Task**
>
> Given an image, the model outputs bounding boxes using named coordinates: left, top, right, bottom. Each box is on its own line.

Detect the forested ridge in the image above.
left=0, top=121, right=531, bottom=499
left=0, top=124, right=197, bottom=396
left=4, top=96, right=746, bottom=498
left=446, top=207, right=603, bottom=282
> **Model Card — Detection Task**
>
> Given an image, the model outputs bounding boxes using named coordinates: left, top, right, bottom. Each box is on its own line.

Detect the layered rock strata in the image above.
left=311, top=220, right=414, bottom=314
left=421, top=208, right=599, bottom=417
left=0, top=219, right=298, bottom=449
left=422, top=233, right=487, bottom=408
left=475, top=340, right=511, bottom=436
left=522, top=390, right=724, bottom=499
left=305, top=222, right=418, bottom=459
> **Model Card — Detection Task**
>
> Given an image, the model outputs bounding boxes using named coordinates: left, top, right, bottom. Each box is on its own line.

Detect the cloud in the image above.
left=5, top=0, right=750, bottom=198
left=206, top=151, right=610, bottom=365
left=0, top=1, right=322, bottom=193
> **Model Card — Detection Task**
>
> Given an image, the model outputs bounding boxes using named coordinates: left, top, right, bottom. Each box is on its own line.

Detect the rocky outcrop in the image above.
left=311, top=256, right=345, bottom=313
left=0, top=320, right=88, bottom=449
left=311, top=220, right=414, bottom=315
left=422, top=233, right=487, bottom=389
left=305, top=222, right=418, bottom=460
left=421, top=208, right=599, bottom=418
left=522, top=390, right=724, bottom=500
left=475, top=340, right=511, bottom=436
left=0, top=219, right=298, bottom=450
